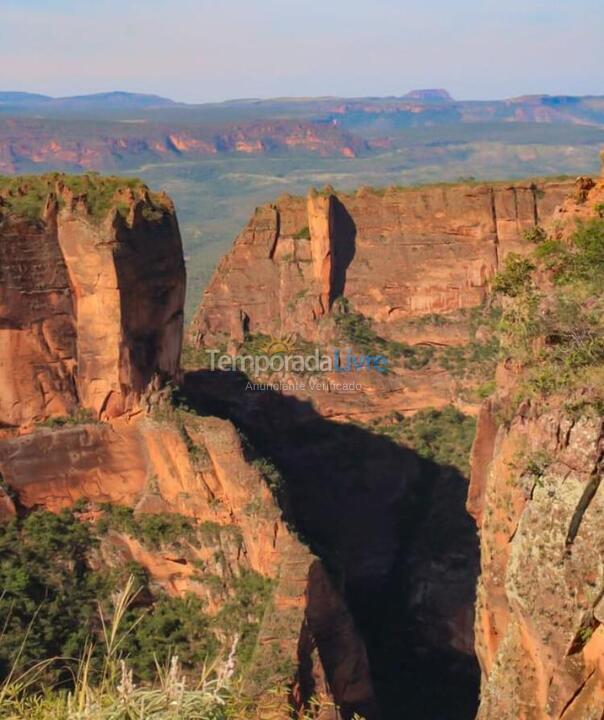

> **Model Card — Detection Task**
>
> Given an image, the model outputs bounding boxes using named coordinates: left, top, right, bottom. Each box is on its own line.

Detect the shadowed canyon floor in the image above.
left=183, top=370, right=481, bottom=719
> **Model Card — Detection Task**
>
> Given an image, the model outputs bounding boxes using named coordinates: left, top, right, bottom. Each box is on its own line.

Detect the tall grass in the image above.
left=0, top=578, right=232, bottom=719
left=0, top=579, right=354, bottom=719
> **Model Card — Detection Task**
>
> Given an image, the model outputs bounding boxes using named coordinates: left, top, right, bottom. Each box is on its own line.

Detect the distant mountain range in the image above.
left=0, top=91, right=177, bottom=109
left=2, top=89, right=604, bottom=120
left=1, top=89, right=603, bottom=173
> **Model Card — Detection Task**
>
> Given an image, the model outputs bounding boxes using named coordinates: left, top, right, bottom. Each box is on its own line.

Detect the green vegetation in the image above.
left=251, top=458, right=282, bottom=497
left=524, top=450, right=552, bottom=480
left=492, top=254, right=535, bottom=297
left=0, top=510, right=219, bottom=685
left=522, top=225, right=548, bottom=244
left=0, top=572, right=333, bottom=720
left=35, top=407, right=99, bottom=429
left=493, top=218, right=604, bottom=405
left=438, top=337, right=500, bottom=381
left=292, top=224, right=310, bottom=240
left=0, top=173, right=168, bottom=223
left=215, top=571, right=273, bottom=667
left=333, top=298, right=435, bottom=370
left=0, top=506, right=277, bottom=707
left=0, top=510, right=106, bottom=685
left=362, top=406, right=476, bottom=475
left=334, top=298, right=500, bottom=386
left=121, top=594, right=219, bottom=681
left=95, top=505, right=198, bottom=550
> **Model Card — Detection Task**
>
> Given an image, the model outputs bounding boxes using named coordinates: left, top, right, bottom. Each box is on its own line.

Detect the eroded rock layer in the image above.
left=468, top=169, right=604, bottom=719
left=0, top=176, right=186, bottom=426
left=192, top=179, right=573, bottom=348
left=469, top=400, right=603, bottom=719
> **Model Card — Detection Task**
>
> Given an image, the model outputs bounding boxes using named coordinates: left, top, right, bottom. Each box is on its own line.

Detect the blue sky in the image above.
left=1, top=0, right=602, bottom=102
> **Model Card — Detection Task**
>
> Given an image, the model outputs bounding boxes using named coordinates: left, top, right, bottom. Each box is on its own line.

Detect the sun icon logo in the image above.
left=261, top=333, right=298, bottom=356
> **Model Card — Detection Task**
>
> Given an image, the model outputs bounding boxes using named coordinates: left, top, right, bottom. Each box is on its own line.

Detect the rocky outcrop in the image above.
left=192, top=179, right=572, bottom=348
left=468, top=171, right=604, bottom=719
left=190, top=178, right=573, bottom=420
left=0, top=175, right=185, bottom=427
left=187, top=167, right=603, bottom=718
left=0, top=118, right=368, bottom=173
left=469, top=400, right=603, bottom=720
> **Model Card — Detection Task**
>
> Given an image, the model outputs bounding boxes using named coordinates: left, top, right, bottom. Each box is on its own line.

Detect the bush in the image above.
left=492, top=254, right=535, bottom=297
left=96, top=506, right=197, bottom=549
left=121, top=594, right=219, bottom=680
left=495, top=217, right=604, bottom=406
left=36, top=408, right=98, bottom=428
left=522, top=225, right=548, bottom=244
left=334, top=308, right=380, bottom=356
left=564, top=219, right=604, bottom=288
left=293, top=225, right=310, bottom=240
left=368, top=406, right=476, bottom=475
left=0, top=511, right=107, bottom=685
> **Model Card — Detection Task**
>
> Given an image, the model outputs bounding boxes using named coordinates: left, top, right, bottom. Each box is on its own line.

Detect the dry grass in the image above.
left=0, top=578, right=357, bottom=720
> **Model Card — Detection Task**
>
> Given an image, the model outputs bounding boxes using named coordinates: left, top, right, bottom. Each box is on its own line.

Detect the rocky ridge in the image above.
left=190, top=177, right=573, bottom=419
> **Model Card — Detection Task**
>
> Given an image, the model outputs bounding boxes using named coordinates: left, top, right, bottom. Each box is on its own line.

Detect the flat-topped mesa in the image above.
left=191, top=178, right=573, bottom=348
left=0, top=174, right=186, bottom=427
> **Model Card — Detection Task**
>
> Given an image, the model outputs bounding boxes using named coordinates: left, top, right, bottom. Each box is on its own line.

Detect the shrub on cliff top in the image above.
left=495, top=219, right=604, bottom=402
left=0, top=173, right=167, bottom=223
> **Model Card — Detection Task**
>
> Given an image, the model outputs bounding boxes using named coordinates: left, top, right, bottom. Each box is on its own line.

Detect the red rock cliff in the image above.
left=191, top=179, right=572, bottom=348
left=0, top=175, right=185, bottom=426
left=468, top=171, right=604, bottom=719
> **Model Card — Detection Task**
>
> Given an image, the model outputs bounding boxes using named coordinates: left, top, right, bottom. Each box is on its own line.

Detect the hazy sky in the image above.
left=1, top=0, right=602, bottom=103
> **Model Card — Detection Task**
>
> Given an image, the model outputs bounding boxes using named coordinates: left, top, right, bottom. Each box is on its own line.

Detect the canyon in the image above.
left=1, top=159, right=603, bottom=719
left=1, top=91, right=604, bottom=176
left=189, top=165, right=604, bottom=718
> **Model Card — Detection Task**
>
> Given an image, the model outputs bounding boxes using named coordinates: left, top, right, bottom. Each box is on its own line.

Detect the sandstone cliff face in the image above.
left=192, top=179, right=573, bottom=349
left=0, top=176, right=185, bottom=427
left=469, top=400, right=603, bottom=720
left=468, top=169, right=604, bottom=719
left=190, top=178, right=574, bottom=422
left=187, top=168, right=604, bottom=719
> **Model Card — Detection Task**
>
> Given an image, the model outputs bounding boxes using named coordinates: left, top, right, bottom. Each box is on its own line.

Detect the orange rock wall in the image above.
left=0, top=186, right=185, bottom=427
left=192, top=180, right=573, bottom=347
left=469, top=402, right=603, bottom=719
